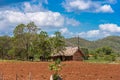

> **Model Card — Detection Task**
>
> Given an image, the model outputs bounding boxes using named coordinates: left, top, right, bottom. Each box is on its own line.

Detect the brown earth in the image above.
left=0, top=61, right=120, bottom=80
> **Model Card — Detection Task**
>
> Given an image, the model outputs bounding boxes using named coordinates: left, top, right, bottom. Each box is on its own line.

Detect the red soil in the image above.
left=0, top=61, right=120, bottom=80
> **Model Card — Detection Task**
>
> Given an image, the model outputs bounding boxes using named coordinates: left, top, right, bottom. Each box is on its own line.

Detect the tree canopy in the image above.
left=0, top=22, right=65, bottom=61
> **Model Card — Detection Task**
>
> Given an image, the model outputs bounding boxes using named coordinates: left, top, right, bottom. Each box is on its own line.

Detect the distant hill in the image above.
left=66, top=36, right=120, bottom=53
left=65, top=37, right=91, bottom=48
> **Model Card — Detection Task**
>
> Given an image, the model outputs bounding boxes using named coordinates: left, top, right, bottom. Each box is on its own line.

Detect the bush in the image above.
left=49, top=59, right=63, bottom=80
left=104, top=55, right=112, bottom=61
left=111, top=54, right=116, bottom=61
left=93, top=53, right=98, bottom=59
left=104, top=54, right=116, bottom=62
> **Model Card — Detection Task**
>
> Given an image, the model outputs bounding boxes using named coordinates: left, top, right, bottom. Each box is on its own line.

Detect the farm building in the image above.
left=51, top=47, right=85, bottom=61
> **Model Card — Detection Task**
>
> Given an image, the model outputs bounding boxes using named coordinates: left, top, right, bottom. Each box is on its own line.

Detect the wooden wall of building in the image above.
left=73, top=49, right=84, bottom=61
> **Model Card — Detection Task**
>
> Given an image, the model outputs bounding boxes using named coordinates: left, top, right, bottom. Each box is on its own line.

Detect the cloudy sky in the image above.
left=0, top=0, right=120, bottom=40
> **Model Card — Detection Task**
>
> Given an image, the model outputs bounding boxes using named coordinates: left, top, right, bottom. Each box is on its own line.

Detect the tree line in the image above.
left=0, top=22, right=119, bottom=62
left=0, top=22, right=66, bottom=61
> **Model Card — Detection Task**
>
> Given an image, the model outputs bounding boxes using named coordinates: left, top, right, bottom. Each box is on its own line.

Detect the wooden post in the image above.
left=78, top=36, right=80, bottom=49
left=0, top=73, right=1, bottom=80
left=50, top=75, right=53, bottom=80
left=28, top=72, right=32, bottom=80
left=2, top=73, right=3, bottom=80
left=16, top=74, right=18, bottom=80
left=0, top=72, right=3, bottom=80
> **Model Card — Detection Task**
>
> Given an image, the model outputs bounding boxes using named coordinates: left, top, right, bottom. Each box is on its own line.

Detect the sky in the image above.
left=0, top=0, right=120, bottom=40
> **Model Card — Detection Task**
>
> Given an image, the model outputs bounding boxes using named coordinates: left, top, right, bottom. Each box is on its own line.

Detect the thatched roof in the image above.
left=52, top=47, right=82, bottom=56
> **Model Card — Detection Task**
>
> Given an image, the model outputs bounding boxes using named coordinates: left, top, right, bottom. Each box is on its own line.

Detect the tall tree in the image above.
left=25, top=22, right=40, bottom=59
left=52, top=31, right=66, bottom=55
left=38, top=31, right=52, bottom=60
left=13, top=23, right=26, bottom=60
left=0, top=36, right=12, bottom=59
left=13, top=22, right=40, bottom=60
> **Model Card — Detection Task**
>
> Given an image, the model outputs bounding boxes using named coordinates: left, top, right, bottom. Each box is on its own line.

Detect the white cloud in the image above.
left=63, top=0, right=114, bottom=13
left=96, top=5, right=114, bottom=13
left=99, top=23, right=120, bottom=33
left=107, top=0, right=117, bottom=4
left=60, top=28, right=69, bottom=34
left=23, top=2, right=46, bottom=12
left=65, top=18, right=80, bottom=26
left=78, top=30, right=102, bottom=39
left=50, top=34, right=55, bottom=37
left=49, top=28, right=74, bottom=38
left=0, top=10, right=80, bottom=34
left=0, top=0, right=81, bottom=36
left=0, top=10, right=64, bottom=31
left=59, top=28, right=73, bottom=37
left=24, top=2, right=32, bottom=12
left=69, top=0, right=90, bottom=10
left=26, top=11, right=65, bottom=27
left=77, top=23, right=120, bottom=40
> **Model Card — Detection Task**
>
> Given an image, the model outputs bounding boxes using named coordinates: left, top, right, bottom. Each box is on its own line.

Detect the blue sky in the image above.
left=0, top=0, right=120, bottom=40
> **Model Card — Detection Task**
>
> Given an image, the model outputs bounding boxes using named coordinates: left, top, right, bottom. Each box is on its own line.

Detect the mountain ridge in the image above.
left=66, top=36, right=120, bottom=53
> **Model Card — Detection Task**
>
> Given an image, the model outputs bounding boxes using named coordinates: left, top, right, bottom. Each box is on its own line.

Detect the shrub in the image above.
left=104, top=54, right=116, bottom=62
left=49, top=59, right=63, bottom=80
left=93, top=53, right=98, bottom=59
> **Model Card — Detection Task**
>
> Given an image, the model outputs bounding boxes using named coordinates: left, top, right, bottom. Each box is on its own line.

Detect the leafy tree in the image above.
left=96, top=46, right=113, bottom=56
left=94, top=53, right=98, bottom=59
left=8, top=48, right=15, bottom=59
left=13, top=24, right=25, bottom=37
left=25, top=22, right=40, bottom=59
left=81, top=48, right=89, bottom=60
left=0, top=23, right=66, bottom=61
left=13, top=22, right=40, bottom=60
left=37, top=31, right=52, bottom=60
left=13, top=24, right=27, bottom=60
left=52, top=31, right=66, bottom=55
left=0, top=36, right=12, bottom=60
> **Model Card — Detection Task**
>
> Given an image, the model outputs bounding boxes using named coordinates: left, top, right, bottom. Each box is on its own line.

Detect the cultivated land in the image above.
left=0, top=61, right=120, bottom=80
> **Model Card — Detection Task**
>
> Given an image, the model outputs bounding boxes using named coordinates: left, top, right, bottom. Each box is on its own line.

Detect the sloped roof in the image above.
left=53, top=47, right=81, bottom=56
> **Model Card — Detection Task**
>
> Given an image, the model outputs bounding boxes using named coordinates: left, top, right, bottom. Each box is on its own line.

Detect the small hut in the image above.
left=51, top=47, right=85, bottom=61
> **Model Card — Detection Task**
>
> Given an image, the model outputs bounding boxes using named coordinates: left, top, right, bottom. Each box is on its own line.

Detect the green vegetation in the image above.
left=66, top=36, right=120, bottom=63
left=0, top=22, right=65, bottom=61
left=0, top=22, right=120, bottom=63
left=85, top=46, right=119, bottom=63
left=49, top=59, right=63, bottom=80
left=66, top=36, right=120, bottom=53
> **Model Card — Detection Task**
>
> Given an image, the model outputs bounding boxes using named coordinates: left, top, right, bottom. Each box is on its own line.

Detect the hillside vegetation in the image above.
left=66, top=36, right=120, bottom=53
left=0, top=22, right=120, bottom=61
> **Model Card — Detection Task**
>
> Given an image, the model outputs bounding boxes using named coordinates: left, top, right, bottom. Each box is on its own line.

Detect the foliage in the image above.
left=0, top=23, right=66, bottom=61
left=66, top=36, right=120, bottom=53
left=0, top=36, right=12, bottom=59
left=12, top=22, right=40, bottom=60
left=86, top=48, right=117, bottom=62
left=37, top=31, right=52, bottom=59
left=52, top=31, right=66, bottom=55
left=104, top=54, right=116, bottom=62
left=8, top=49, right=15, bottom=59
left=81, top=48, right=89, bottom=60
left=49, top=59, right=63, bottom=80
left=0, top=22, right=119, bottom=63
left=94, top=53, right=98, bottom=59
left=96, top=46, right=113, bottom=55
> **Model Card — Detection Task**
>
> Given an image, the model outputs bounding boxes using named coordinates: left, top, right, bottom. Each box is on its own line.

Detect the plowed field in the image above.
left=0, top=61, right=120, bottom=80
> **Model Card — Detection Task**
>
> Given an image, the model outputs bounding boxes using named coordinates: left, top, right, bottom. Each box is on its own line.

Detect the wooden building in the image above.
left=51, top=47, right=85, bottom=61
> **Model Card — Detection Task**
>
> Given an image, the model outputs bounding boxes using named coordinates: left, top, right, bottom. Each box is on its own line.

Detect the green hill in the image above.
left=66, top=36, right=120, bottom=53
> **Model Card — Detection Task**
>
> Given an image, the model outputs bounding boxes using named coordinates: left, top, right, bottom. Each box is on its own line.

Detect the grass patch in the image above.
left=0, top=59, right=29, bottom=63
left=84, top=57, right=110, bottom=63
